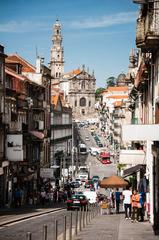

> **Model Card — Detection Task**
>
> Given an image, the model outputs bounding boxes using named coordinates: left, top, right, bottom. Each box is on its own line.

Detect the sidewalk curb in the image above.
left=0, top=207, right=66, bottom=227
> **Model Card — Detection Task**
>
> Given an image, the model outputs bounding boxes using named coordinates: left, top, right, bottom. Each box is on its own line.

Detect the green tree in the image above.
left=95, top=87, right=105, bottom=100
left=106, top=76, right=116, bottom=87
left=117, top=163, right=126, bottom=176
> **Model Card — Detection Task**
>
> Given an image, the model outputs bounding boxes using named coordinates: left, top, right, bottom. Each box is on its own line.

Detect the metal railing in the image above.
left=26, top=203, right=100, bottom=240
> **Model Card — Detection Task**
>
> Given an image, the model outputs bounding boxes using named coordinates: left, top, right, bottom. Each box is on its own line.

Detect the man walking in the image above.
left=115, top=188, right=121, bottom=214
left=122, top=186, right=132, bottom=219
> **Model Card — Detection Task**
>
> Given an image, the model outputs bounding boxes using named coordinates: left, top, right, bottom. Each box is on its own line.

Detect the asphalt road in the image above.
left=0, top=208, right=77, bottom=240
left=77, top=126, right=117, bottom=180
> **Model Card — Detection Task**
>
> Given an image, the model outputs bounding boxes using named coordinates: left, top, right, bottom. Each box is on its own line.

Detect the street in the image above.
left=0, top=208, right=76, bottom=240
left=0, top=125, right=117, bottom=240
left=77, top=126, right=117, bottom=180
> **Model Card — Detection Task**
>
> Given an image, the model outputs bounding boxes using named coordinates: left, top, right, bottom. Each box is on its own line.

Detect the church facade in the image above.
left=50, top=19, right=96, bottom=119
left=60, top=66, right=96, bottom=119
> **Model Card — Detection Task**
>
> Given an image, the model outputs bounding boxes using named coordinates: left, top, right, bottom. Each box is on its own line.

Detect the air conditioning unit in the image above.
left=38, top=120, right=44, bottom=130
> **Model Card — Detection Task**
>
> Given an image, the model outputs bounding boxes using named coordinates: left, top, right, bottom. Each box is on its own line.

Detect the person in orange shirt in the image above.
left=131, top=189, right=140, bottom=222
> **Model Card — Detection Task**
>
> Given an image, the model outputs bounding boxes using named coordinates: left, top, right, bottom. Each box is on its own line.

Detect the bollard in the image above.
left=95, top=204, right=97, bottom=216
left=75, top=210, right=78, bottom=235
left=91, top=204, right=93, bottom=219
left=86, top=205, right=88, bottom=225
left=43, top=224, right=47, bottom=240
left=69, top=212, right=72, bottom=240
left=54, top=219, right=58, bottom=240
left=89, top=205, right=91, bottom=223
left=79, top=208, right=82, bottom=231
left=82, top=207, right=85, bottom=228
left=93, top=203, right=95, bottom=218
left=63, top=215, right=67, bottom=240
left=26, top=232, right=32, bottom=240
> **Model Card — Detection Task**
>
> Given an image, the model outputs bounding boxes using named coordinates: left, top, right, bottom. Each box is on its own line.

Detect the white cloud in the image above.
left=69, top=11, right=137, bottom=29
left=0, top=20, right=49, bottom=33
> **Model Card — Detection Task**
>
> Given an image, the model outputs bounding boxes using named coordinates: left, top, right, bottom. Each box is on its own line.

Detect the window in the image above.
left=82, top=109, right=85, bottom=115
left=80, top=97, right=86, bottom=107
left=75, top=100, right=77, bottom=107
left=89, top=101, right=91, bottom=107
left=81, top=81, right=85, bottom=89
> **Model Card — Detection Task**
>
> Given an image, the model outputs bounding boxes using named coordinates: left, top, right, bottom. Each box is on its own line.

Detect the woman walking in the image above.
left=131, top=189, right=140, bottom=222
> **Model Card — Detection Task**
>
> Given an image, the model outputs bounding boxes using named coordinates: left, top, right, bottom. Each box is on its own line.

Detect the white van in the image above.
left=83, top=190, right=97, bottom=204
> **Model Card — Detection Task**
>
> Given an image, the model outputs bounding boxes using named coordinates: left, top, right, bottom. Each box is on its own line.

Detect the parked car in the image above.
left=75, top=178, right=82, bottom=185
left=98, top=143, right=103, bottom=147
left=92, top=175, right=100, bottom=182
left=85, top=136, right=90, bottom=141
left=70, top=181, right=80, bottom=188
left=67, top=194, right=88, bottom=210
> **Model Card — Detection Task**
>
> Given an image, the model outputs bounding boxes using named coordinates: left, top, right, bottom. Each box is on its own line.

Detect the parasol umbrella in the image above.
left=100, top=175, right=128, bottom=188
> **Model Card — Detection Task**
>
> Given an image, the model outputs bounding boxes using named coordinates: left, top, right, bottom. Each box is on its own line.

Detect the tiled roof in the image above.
left=107, top=95, right=128, bottom=99
left=5, top=66, right=25, bottom=81
left=107, top=86, right=129, bottom=91
left=102, top=86, right=129, bottom=93
left=63, top=69, right=81, bottom=78
left=6, top=53, right=35, bottom=73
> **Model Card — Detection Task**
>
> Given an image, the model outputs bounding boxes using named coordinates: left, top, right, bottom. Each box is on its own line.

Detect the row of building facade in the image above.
left=0, top=46, right=72, bottom=206
left=99, top=0, right=159, bottom=232
left=0, top=18, right=97, bottom=207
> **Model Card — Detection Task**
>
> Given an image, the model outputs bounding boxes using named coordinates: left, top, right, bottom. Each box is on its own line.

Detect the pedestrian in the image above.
left=111, top=191, right=115, bottom=208
left=131, top=189, right=140, bottom=222
left=115, top=188, right=121, bottom=214
left=138, top=191, right=145, bottom=222
left=100, top=197, right=110, bottom=215
left=40, top=188, right=46, bottom=206
left=8, top=190, right=12, bottom=208
left=122, top=186, right=132, bottom=219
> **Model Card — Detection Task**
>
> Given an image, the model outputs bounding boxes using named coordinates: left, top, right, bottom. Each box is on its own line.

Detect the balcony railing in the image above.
left=136, top=4, right=159, bottom=49
left=136, top=17, right=145, bottom=47
left=9, top=121, right=22, bottom=132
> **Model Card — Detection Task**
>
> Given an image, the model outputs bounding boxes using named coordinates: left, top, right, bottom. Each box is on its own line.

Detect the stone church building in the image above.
left=50, top=19, right=96, bottom=119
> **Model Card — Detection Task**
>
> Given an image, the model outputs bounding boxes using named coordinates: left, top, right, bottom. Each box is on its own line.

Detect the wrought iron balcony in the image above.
left=136, top=4, right=159, bottom=50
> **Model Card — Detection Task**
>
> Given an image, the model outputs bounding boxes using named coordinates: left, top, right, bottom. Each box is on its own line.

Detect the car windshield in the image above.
left=92, top=176, right=99, bottom=179
left=72, top=195, right=85, bottom=200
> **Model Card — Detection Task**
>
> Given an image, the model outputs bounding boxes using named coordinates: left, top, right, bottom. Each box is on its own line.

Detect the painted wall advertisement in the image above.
left=6, top=134, right=23, bottom=161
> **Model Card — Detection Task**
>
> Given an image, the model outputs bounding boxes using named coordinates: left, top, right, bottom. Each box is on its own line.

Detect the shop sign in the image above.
left=40, top=168, right=54, bottom=178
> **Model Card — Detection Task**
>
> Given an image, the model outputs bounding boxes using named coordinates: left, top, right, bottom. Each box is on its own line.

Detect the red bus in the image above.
left=99, top=152, right=111, bottom=164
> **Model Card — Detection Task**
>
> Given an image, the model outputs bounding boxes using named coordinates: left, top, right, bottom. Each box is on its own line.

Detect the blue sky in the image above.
left=1, top=0, right=139, bottom=87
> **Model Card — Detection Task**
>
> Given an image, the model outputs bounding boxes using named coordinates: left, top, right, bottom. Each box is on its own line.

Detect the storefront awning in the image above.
left=29, top=131, right=44, bottom=140
left=123, top=164, right=146, bottom=177
left=119, top=149, right=145, bottom=165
